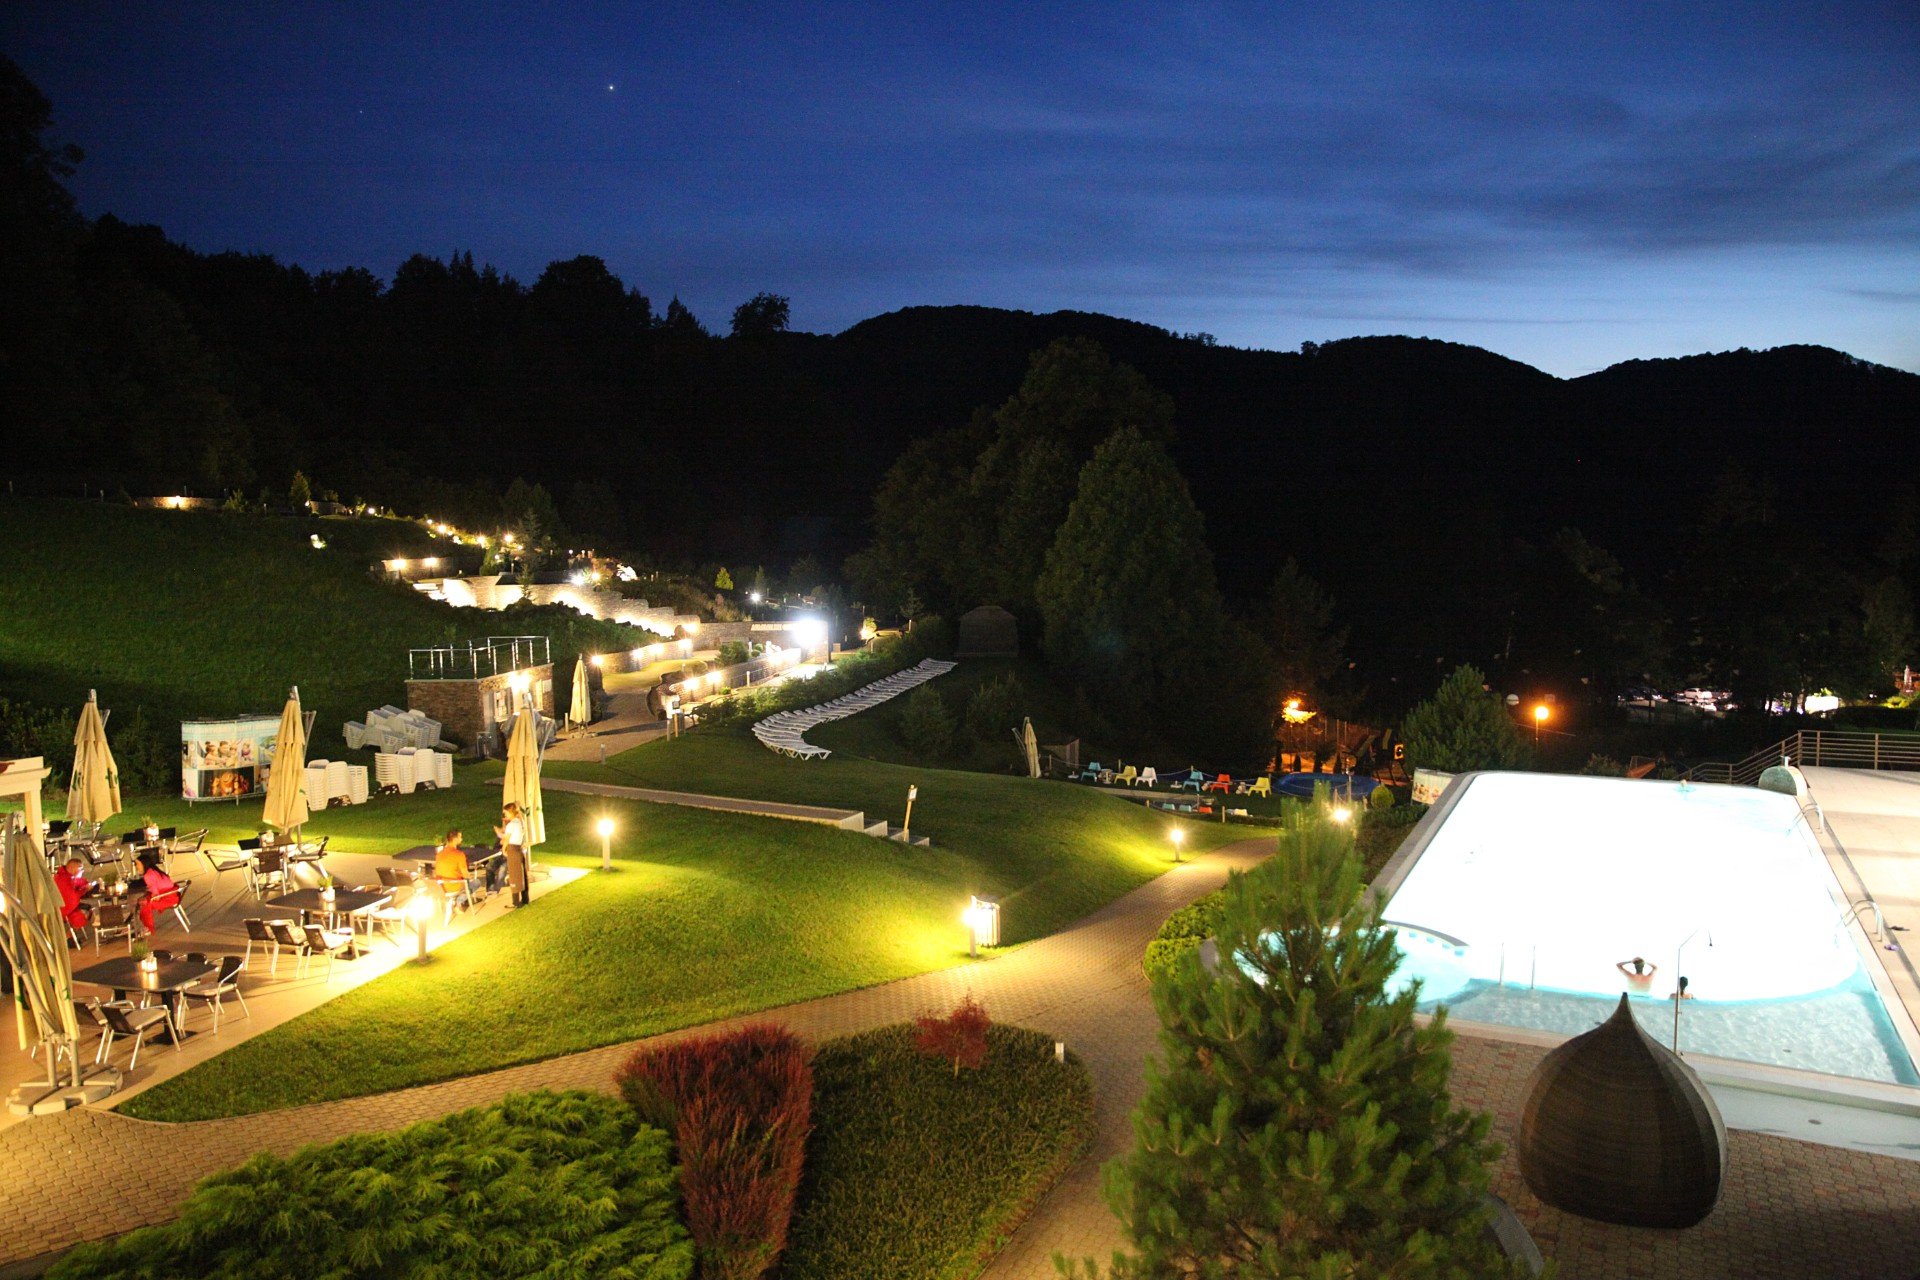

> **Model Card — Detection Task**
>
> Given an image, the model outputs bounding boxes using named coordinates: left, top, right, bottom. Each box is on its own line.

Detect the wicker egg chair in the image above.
left=1518, top=993, right=1727, bottom=1228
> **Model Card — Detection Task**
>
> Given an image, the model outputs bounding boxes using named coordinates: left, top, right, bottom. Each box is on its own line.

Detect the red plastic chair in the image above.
left=1203, top=773, right=1232, bottom=793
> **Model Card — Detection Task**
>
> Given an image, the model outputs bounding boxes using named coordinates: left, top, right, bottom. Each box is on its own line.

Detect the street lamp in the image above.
left=1532, top=702, right=1550, bottom=746
left=596, top=816, right=615, bottom=871
left=1170, top=827, right=1186, bottom=863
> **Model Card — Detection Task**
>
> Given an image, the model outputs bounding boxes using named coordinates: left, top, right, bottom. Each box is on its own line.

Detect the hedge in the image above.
left=48, top=1091, right=692, bottom=1280
left=780, top=1023, right=1093, bottom=1280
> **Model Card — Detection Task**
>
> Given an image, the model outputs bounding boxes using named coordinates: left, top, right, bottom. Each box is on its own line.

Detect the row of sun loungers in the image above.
left=343, top=706, right=455, bottom=752
left=753, top=658, right=957, bottom=759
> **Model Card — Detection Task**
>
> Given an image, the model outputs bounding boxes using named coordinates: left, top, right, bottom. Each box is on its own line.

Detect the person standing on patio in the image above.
left=497, top=802, right=529, bottom=907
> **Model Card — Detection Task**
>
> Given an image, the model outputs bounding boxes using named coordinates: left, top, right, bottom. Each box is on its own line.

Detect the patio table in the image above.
left=71, top=956, right=217, bottom=1044
left=263, top=887, right=392, bottom=957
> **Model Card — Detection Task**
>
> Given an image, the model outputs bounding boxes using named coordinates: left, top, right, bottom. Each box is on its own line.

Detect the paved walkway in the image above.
left=538, top=776, right=868, bottom=827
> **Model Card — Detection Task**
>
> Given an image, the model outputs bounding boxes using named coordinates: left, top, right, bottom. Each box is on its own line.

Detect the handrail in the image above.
left=1686, top=730, right=1920, bottom=785
left=1380, top=919, right=1469, bottom=951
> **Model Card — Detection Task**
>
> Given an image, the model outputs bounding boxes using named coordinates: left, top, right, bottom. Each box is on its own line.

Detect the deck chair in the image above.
left=1138, top=767, right=1158, bottom=788
left=1242, top=775, right=1272, bottom=798
left=1116, top=765, right=1139, bottom=787
left=1203, top=773, right=1232, bottom=794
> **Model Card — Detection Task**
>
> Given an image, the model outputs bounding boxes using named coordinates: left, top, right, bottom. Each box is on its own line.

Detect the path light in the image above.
left=1170, top=827, right=1186, bottom=863
left=964, top=895, right=1001, bottom=957
left=407, top=891, right=436, bottom=961
left=597, top=815, right=615, bottom=872
left=1532, top=702, right=1551, bottom=747
left=590, top=654, right=606, bottom=669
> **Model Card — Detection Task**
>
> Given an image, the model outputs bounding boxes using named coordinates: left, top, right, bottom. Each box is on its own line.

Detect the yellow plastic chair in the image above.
left=1244, top=776, right=1272, bottom=799
left=1117, top=765, right=1139, bottom=787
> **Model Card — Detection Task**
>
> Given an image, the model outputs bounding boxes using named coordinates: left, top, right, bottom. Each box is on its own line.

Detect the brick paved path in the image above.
left=7, top=831, right=1920, bottom=1279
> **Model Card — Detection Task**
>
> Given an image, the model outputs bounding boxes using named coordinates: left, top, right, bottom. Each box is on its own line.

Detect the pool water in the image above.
left=1380, top=772, right=1920, bottom=1086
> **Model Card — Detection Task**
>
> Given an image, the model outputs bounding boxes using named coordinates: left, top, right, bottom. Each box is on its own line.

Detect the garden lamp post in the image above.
left=596, top=815, right=614, bottom=872
left=1532, top=702, right=1550, bottom=746
left=904, top=784, right=918, bottom=842
left=407, top=891, right=435, bottom=962
left=1170, top=827, right=1185, bottom=863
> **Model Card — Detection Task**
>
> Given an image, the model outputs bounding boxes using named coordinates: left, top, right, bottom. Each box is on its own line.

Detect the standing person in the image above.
left=497, top=802, right=529, bottom=907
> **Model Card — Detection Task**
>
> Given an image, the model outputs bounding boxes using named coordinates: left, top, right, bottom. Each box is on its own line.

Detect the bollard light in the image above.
left=964, top=894, right=1001, bottom=957
left=596, top=816, right=615, bottom=871
left=406, top=891, right=436, bottom=961
left=1170, top=827, right=1186, bottom=863
left=1331, top=805, right=1353, bottom=824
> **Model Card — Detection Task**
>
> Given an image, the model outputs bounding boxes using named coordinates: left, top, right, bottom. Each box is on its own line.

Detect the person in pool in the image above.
left=1616, top=956, right=1658, bottom=992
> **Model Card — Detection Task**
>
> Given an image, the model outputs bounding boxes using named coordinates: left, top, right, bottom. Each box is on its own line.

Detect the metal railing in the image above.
left=1685, top=730, right=1920, bottom=785
left=407, top=635, right=550, bottom=681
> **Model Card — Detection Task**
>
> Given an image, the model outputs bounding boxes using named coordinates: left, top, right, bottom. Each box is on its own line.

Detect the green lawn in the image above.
left=545, top=725, right=1254, bottom=945
left=0, top=497, right=641, bottom=765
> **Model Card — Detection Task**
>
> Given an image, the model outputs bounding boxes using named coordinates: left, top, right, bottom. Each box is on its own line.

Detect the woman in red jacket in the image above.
left=54, top=857, right=94, bottom=932
left=136, top=850, right=180, bottom=935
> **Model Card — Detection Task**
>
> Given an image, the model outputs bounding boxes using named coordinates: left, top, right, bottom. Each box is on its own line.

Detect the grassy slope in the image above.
left=546, top=727, right=1251, bottom=946
left=0, top=497, right=640, bottom=759
left=122, top=780, right=1013, bottom=1120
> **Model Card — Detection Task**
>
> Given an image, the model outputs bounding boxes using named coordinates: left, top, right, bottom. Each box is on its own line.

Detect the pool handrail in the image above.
left=1379, top=918, right=1469, bottom=952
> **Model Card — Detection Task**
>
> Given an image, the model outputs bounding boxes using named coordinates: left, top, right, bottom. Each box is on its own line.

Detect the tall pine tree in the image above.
left=1074, top=808, right=1530, bottom=1278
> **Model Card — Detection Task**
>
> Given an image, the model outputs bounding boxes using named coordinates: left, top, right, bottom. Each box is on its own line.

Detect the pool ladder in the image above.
left=1845, top=899, right=1894, bottom=950
left=1495, top=941, right=1538, bottom=991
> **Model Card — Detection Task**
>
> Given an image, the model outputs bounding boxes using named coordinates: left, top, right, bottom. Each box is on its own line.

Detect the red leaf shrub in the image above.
left=913, top=993, right=992, bottom=1075
left=616, top=1024, right=814, bottom=1280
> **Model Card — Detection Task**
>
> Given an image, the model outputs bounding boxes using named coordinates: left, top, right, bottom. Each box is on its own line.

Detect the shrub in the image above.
left=913, top=993, right=992, bottom=1075
left=616, top=1025, right=813, bottom=1280
left=898, top=686, right=955, bottom=760
left=1143, top=892, right=1227, bottom=984
left=718, top=640, right=750, bottom=666
left=48, top=1091, right=692, bottom=1280
left=1400, top=664, right=1529, bottom=774
left=781, top=1024, right=1094, bottom=1280
left=963, top=672, right=1023, bottom=745
left=1581, top=752, right=1629, bottom=776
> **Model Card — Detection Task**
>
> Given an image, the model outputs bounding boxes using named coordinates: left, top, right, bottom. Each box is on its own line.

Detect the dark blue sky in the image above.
left=7, top=2, right=1917, bottom=374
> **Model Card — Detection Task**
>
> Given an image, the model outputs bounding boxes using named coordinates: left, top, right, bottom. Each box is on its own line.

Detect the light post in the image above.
left=1532, top=702, right=1550, bottom=747
left=1170, top=827, right=1186, bottom=863
left=903, top=784, right=918, bottom=842
left=407, top=891, right=435, bottom=962
left=964, top=894, right=1000, bottom=958
left=597, top=815, right=615, bottom=871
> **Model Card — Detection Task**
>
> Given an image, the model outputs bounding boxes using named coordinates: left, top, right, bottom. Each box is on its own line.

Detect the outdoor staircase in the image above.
left=1685, top=730, right=1920, bottom=785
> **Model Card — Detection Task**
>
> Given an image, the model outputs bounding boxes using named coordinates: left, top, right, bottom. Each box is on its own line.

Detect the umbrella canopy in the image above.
left=1023, top=717, right=1041, bottom=780
left=502, top=694, right=547, bottom=846
left=3, top=818, right=79, bottom=1068
left=261, top=686, right=310, bottom=833
left=66, top=690, right=121, bottom=825
left=568, top=654, right=593, bottom=727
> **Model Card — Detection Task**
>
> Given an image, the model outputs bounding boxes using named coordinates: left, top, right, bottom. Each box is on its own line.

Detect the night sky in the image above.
left=6, top=2, right=1917, bottom=375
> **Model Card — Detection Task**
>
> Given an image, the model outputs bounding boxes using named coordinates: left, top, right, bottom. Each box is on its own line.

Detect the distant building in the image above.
left=956, top=605, right=1018, bottom=657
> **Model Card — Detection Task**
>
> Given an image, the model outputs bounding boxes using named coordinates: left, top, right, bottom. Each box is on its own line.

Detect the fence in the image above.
left=407, top=635, right=550, bottom=681
left=1685, top=730, right=1920, bottom=785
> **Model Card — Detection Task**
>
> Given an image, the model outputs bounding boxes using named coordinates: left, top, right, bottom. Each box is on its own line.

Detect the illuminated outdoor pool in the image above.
left=1380, top=772, right=1920, bottom=1085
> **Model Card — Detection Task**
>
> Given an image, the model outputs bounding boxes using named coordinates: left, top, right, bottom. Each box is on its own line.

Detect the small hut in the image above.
left=1518, top=994, right=1727, bottom=1228
left=955, top=605, right=1018, bottom=658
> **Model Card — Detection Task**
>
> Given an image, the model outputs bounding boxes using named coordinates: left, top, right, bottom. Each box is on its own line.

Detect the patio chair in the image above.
left=1203, top=773, right=1232, bottom=794
left=203, top=844, right=257, bottom=894
left=147, top=879, right=192, bottom=933
left=252, top=848, right=288, bottom=897
left=435, top=877, right=474, bottom=926
left=99, top=1001, right=177, bottom=1070
left=364, top=888, right=414, bottom=944
left=242, top=917, right=296, bottom=974
left=73, top=996, right=133, bottom=1065
left=300, top=922, right=354, bottom=980
left=267, top=920, right=310, bottom=975
left=1075, top=761, right=1105, bottom=783
left=1138, top=766, right=1158, bottom=788
left=184, top=955, right=248, bottom=1030
left=93, top=900, right=137, bottom=952
left=1242, top=775, right=1272, bottom=798
left=1176, top=771, right=1206, bottom=793
left=1116, top=765, right=1139, bottom=787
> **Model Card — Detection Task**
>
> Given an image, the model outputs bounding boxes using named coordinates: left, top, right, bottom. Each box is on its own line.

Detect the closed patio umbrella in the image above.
left=568, top=653, right=593, bottom=728
left=261, top=686, right=310, bottom=840
left=1023, top=717, right=1041, bottom=779
left=2, top=817, right=79, bottom=1085
left=66, top=689, right=121, bottom=826
left=502, top=693, right=547, bottom=848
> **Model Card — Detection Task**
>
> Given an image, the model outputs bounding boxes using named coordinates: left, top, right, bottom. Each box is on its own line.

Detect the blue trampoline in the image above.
left=1273, top=772, right=1382, bottom=800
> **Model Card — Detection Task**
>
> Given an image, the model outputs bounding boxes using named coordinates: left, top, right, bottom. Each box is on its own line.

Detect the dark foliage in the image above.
left=912, top=993, right=992, bottom=1075
left=616, top=1025, right=814, bottom=1280
left=781, top=1024, right=1094, bottom=1280
left=47, top=1091, right=692, bottom=1280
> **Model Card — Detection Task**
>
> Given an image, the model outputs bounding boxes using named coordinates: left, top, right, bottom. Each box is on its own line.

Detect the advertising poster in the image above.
left=181, top=716, right=282, bottom=802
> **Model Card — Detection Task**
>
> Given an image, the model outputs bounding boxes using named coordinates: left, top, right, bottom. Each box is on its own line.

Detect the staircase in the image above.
left=1686, top=730, right=1920, bottom=785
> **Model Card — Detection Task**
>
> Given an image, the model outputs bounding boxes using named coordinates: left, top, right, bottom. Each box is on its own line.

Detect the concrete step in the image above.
left=885, top=825, right=931, bottom=848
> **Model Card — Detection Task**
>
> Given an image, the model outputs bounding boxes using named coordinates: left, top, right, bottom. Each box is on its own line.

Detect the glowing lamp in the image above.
left=422, top=557, right=439, bottom=569
left=595, top=816, right=616, bottom=871
left=1170, top=827, right=1186, bottom=862
left=1532, top=704, right=1550, bottom=724
left=406, top=890, right=436, bottom=960
left=507, top=670, right=531, bottom=694
left=1331, top=805, right=1353, bottom=824
left=749, top=591, right=763, bottom=604
left=964, top=894, right=1001, bottom=955
left=389, top=558, right=409, bottom=572
left=591, top=654, right=606, bottom=669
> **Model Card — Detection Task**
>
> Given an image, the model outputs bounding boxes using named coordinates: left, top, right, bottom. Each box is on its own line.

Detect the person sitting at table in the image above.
left=54, top=857, right=95, bottom=932
left=135, top=849, right=181, bottom=935
left=433, top=828, right=484, bottom=908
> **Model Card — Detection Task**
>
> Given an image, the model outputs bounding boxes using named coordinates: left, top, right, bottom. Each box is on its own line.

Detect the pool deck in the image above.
left=1801, top=767, right=1920, bottom=1040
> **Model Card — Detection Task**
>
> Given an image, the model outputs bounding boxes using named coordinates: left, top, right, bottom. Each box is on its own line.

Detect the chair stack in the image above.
left=347, top=706, right=452, bottom=753
left=372, top=749, right=453, bottom=793
left=345, top=765, right=369, bottom=804
left=752, top=658, right=958, bottom=760
left=305, top=759, right=334, bottom=806
left=326, top=759, right=351, bottom=801
left=373, top=752, right=417, bottom=794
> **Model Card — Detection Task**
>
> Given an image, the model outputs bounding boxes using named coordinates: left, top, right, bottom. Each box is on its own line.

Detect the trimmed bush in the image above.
left=616, top=1025, right=813, bottom=1280
left=1143, top=892, right=1229, bottom=985
left=47, top=1091, right=692, bottom=1280
left=781, top=1024, right=1094, bottom=1280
